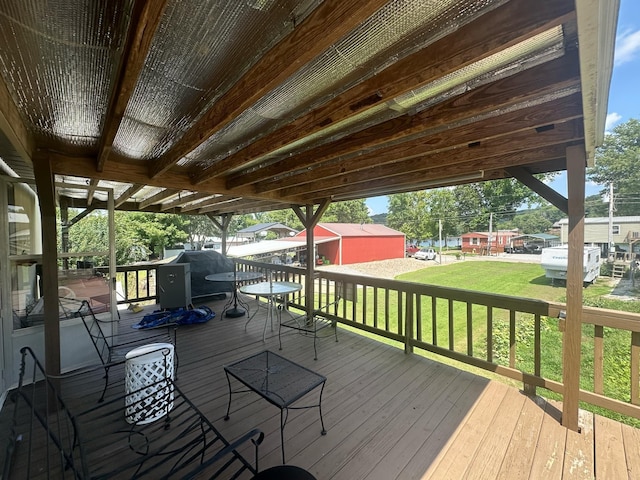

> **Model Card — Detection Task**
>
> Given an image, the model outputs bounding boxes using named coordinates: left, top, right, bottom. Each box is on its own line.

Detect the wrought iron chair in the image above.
left=77, top=300, right=177, bottom=402
left=3, top=346, right=264, bottom=479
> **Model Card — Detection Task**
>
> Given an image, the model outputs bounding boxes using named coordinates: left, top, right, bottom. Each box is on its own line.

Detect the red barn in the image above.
left=297, top=223, right=405, bottom=265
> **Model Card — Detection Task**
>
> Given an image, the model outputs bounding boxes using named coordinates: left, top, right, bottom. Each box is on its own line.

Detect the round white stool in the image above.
left=124, top=342, right=175, bottom=425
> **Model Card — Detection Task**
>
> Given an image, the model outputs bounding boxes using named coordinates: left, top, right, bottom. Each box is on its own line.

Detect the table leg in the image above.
left=280, top=408, right=287, bottom=464
left=224, top=287, right=246, bottom=318
left=223, top=371, right=233, bottom=421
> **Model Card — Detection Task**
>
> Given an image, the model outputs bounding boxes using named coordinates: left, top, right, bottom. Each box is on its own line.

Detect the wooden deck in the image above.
left=3, top=294, right=640, bottom=479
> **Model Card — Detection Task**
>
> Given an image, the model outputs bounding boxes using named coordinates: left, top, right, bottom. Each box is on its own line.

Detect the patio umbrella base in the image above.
left=225, top=307, right=245, bottom=318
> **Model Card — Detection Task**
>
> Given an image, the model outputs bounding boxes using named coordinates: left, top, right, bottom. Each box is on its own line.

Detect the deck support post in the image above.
left=207, top=213, right=233, bottom=255
left=293, top=201, right=331, bottom=321
left=562, top=145, right=586, bottom=431
left=33, top=150, right=61, bottom=399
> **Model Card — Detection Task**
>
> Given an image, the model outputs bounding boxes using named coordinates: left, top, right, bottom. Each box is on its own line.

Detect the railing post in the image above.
left=562, top=144, right=585, bottom=432
left=405, top=291, right=413, bottom=354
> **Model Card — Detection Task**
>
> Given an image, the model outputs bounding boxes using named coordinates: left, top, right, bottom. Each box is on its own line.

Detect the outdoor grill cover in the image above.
left=170, top=251, right=234, bottom=298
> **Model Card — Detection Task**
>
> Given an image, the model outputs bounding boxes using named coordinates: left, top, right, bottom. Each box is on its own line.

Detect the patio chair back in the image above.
left=3, top=347, right=264, bottom=479
left=78, top=300, right=112, bottom=365
left=3, top=346, right=90, bottom=479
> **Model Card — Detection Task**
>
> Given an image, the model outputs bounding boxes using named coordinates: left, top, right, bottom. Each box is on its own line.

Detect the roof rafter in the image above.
left=114, top=183, right=145, bottom=208
left=192, top=0, right=576, bottom=184
left=149, top=0, right=390, bottom=179
left=97, top=0, right=169, bottom=172
left=227, top=52, right=581, bottom=190
left=255, top=92, right=583, bottom=194
left=297, top=144, right=570, bottom=203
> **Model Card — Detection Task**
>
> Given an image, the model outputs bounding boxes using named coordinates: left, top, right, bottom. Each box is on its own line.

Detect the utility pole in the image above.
left=438, top=219, right=443, bottom=263
left=608, top=182, right=615, bottom=259
left=488, top=212, right=493, bottom=256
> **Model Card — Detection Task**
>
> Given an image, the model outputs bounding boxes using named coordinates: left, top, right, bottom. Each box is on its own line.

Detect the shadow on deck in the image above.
left=2, top=293, right=639, bottom=479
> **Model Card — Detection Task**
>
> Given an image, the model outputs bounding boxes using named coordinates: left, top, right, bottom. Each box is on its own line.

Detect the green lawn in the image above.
left=393, top=260, right=640, bottom=427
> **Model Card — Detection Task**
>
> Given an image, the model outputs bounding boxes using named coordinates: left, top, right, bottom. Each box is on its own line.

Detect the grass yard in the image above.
left=392, top=260, right=640, bottom=427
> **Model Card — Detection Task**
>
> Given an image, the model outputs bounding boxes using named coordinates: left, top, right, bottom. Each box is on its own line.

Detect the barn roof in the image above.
left=0, top=0, right=618, bottom=215
left=317, top=223, right=405, bottom=237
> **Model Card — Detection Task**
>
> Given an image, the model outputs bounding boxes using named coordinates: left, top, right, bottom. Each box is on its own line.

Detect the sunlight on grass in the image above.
left=391, top=260, right=640, bottom=427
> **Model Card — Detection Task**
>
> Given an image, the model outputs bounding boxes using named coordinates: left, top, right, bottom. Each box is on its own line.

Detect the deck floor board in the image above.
left=2, top=295, right=640, bottom=479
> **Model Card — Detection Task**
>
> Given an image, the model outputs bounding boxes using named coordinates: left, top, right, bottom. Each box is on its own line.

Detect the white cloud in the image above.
left=605, top=112, right=622, bottom=132
left=615, top=28, right=640, bottom=66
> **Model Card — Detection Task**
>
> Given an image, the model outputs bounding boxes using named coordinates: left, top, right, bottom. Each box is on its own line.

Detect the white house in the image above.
left=555, top=216, right=640, bottom=256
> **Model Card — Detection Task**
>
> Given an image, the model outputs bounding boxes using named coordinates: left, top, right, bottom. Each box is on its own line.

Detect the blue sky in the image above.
left=366, top=0, right=640, bottom=215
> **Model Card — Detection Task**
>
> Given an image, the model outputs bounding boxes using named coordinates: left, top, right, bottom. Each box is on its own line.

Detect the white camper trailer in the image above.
left=540, top=245, right=600, bottom=285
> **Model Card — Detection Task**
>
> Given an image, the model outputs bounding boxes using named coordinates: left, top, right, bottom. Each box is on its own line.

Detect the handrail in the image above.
left=234, top=259, right=640, bottom=420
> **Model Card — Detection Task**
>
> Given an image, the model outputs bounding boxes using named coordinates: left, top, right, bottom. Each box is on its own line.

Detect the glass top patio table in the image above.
left=223, top=350, right=326, bottom=463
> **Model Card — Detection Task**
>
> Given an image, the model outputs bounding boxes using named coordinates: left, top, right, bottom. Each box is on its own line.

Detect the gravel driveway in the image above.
left=317, top=253, right=542, bottom=280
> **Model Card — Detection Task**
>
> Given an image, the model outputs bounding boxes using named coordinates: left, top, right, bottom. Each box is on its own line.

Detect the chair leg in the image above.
left=99, top=367, right=109, bottom=403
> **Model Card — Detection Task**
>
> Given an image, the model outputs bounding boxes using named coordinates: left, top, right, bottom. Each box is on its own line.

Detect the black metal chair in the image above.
left=3, top=347, right=264, bottom=479
left=77, top=300, right=177, bottom=401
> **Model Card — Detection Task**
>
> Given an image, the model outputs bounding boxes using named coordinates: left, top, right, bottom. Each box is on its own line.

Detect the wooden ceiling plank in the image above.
left=114, top=183, right=145, bottom=208
left=255, top=93, right=583, bottom=194
left=225, top=52, right=581, bottom=189
left=149, top=0, right=390, bottom=179
left=193, top=0, right=576, bottom=183
left=181, top=195, right=239, bottom=213
left=97, top=0, right=169, bottom=172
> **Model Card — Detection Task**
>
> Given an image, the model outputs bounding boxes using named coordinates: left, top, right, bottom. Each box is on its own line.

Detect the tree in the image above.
left=589, top=118, right=640, bottom=216
left=453, top=178, right=548, bottom=232
left=321, top=200, right=371, bottom=224
left=512, top=211, right=553, bottom=234
left=387, top=192, right=431, bottom=242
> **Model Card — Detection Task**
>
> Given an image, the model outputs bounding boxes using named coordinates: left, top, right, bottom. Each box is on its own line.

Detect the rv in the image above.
left=540, top=245, right=600, bottom=285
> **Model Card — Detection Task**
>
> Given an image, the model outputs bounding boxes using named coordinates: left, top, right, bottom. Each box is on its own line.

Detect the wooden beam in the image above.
left=149, top=0, right=390, bottom=179
left=159, top=192, right=211, bottom=211
left=97, top=0, right=169, bottom=171
left=194, top=0, right=576, bottom=183
left=139, top=188, right=179, bottom=209
left=206, top=213, right=233, bottom=254
left=32, top=151, right=61, bottom=385
left=293, top=200, right=331, bottom=320
left=506, top=166, right=568, bottom=213
left=114, top=183, right=145, bottom=208
left=85, top=179, right=99, bottom=206
left=68, top=206, right=98, bottom=228
left=181, top=195, right=236, bottom=213
left=281, top=120, right=580, bottom=200
left=255, top=96, right=583, bottom=194
left=562, top=144, right=586, bottom=432
left=223, top=53, right=581, bottom=188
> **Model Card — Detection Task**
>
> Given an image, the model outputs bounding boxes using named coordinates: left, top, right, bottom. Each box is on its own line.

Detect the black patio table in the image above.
left=205, top=270, right=263, bottom=318
left=223, top=350, right=327, bottom=463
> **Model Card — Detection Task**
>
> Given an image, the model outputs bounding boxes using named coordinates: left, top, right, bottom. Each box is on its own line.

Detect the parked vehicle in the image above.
left=406, top=244, right=420, bottom=257
left=414, top=248, right=436, bottom=261
left=540, top=245, right=600, bottom=285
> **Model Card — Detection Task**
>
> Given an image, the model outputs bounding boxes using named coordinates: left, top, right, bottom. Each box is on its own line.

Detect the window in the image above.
left=471, top=237, right=479, bottom=245
left=612, top=225, right=620, bottom=235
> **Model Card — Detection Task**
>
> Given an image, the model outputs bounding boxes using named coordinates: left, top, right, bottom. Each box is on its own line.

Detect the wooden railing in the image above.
left=97, top=264, right=157, bottom=305
left=109, top=258, right=640, bottom=420
left=234, top=259, right=640, bottom=420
